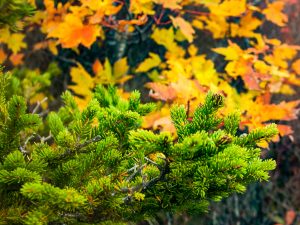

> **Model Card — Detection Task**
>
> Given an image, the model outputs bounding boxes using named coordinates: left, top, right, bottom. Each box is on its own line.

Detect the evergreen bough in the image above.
left=0, top=0, right=34, bottom=30
left=0, top=71, right=277, bottom=224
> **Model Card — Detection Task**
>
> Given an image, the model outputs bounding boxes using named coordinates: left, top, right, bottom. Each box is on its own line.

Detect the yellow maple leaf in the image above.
left=9, top=33, right=27, bottom=54
left=0, top=28, right=27, bottom=54
left=262, top=1, right=288, bottom=27
left=254, top=60, right=270, bottom=74
left=188, top=44, right=198, bottom=56
left=154, top=0, right=182, bottom=10
left=163, top=57, right=192, bottom=81
left=136, top=53, right=161, bottom=73
left=68, top=63, right=94, bottom=105
left=93, top=58, right=112, bottom=84
left=208, top=0, right=246, bottom=17
left=269, top=66, right=289, bottom=78
left=225, top=59, right=248, bottom=78
left=230, top=12, right=262, bottom=38
left=264, top=44, right=297, bottom=69
left=82, top=0, right=122, bottom=14
left=130, top=0, right=155, bottom=15
left=151, top=28, right=185, bottom=57
left=191, top=56, right=218, bottom=86
left=93, top=58, right=131, bottom=84
left=113, top=57, right=129, bottom=79
left=200, top=14, right=229, bottom=38
left=191, top=19, right=204, bottom=30
left=213, top=42, right=243, bottom=61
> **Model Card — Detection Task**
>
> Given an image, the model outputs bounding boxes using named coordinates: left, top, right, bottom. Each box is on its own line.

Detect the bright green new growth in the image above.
left=0, top=72, right=277, bottom=224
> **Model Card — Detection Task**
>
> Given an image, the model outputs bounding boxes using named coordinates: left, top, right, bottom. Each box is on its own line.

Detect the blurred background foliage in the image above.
left=1, top=0, right=300, bottom=224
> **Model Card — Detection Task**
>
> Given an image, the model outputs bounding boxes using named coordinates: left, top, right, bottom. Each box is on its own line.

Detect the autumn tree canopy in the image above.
left=0, top=0, right=298, bottom=143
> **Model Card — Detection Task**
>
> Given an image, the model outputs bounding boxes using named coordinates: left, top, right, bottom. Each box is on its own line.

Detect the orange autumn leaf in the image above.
left=0, top=0, right=299, bottom=143
left=292, top=59, right=300, bottom=75
left=170, top=16, right=195, bottom=43
left=33, top=40, right=58, bottom=53
left=250, top=100, right=300, bottom=123
left=9, top=53, right=24, bottom=66
left=243, top=65, right=271, bottom=90
left=144, top=113, right=174, bottom=131
left=33, top=41, right=49, bottom=50
left=285, top=209, right=296, bottom=225
left=258, top=93, right=300, bottom=119
left=264, top=44, right=298, bottom=69
left=118, top=14, right=148, bottom=31
left=143, top=106, right=175, bottom=132
left=92, top=59, right=103, bottom=75
left=89, top=10, right=104, bottom=24
left=153, top=116, right=175, bottom=133
left=0, top=48, right=7, bottom=64
left=243, top=72, right=261, bottom=90
left=279, top=100, right=300, bottom=120
left=262, top=1, right=288, bottom=26
left=119, top=14, right=148, bottom=26
left=277, top=124, right=293, bottom=136
left=170, top=76, right=204, bottom=106
left=48, top=13, right=101, bottom=48
left=146, top=83, right=177, bottom=102
left=42, top=0, right=70, bottom=34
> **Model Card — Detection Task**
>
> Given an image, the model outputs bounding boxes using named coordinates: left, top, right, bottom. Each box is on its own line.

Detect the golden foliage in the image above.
left=0, top=0, right=299, bottom=144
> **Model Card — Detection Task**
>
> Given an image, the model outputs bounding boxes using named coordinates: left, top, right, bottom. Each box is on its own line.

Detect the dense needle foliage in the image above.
left=0, top=71, right=277, bottom=224
left=0, top=0, right=34, bottom=29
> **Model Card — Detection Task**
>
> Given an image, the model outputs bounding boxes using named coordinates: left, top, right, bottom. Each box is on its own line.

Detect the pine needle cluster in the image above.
left=0, top=71, right=277, bottom=224
left=0, top=0, right=34, bottom=30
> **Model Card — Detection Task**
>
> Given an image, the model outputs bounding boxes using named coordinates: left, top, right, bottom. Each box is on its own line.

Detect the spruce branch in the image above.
left=32, top=97, right=48, bottom=114
left=144, top=156, right=160, bottom=168
left=58, top=135, right=102, bottom=159
left=121, top=156, right=169, bottom=195
left=126, top=163, right=146, bottom=182
left=0, top=87, right=278, bottom=224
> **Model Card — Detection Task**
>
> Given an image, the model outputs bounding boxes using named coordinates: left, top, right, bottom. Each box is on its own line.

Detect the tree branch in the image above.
left=58, top=135, right=102, bottom=159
